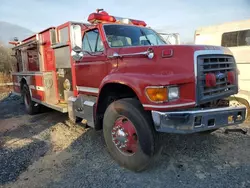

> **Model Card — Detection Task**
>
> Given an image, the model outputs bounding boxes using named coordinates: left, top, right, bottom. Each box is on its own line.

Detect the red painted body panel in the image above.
left=74, top=56, right=109, bottom=88
left=32, top=75, right=43, bottom=87
left=31, top=89, right=44, bottom=101
left=74, top=24, right=117, bottom=94
left=31, top=75, right=44, bottom=101
left=12, top=74, right=45, bottom=101
left=21, top=27, right=54, bottom=43
left=107, top=45, right=200, bottom=108
left=42, top=31, right=55, bottom=71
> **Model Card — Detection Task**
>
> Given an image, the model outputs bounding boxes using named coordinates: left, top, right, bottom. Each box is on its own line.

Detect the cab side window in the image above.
left=82, top=29, right=104, bottom=53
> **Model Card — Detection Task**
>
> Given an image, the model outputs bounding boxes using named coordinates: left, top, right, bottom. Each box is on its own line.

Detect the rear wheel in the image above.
left=22, top=84, right=40, bottom=115
left=103, top=98, right=162, bottom=172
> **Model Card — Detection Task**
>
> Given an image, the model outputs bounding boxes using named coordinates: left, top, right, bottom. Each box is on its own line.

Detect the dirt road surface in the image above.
left=0, top=92, right=250, bottom=188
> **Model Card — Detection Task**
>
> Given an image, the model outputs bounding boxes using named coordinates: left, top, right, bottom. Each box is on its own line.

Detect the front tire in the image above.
left=103, top=98, right=162, bottom=172
left=22, top=84, right=40, bottom=115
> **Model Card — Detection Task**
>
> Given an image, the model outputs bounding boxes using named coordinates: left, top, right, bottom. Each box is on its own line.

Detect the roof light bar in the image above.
left=130, top=19, right=147, bottom=27
left=87, top=9, right=147, bottom=26
left=88, top=11, right=116, bottom=24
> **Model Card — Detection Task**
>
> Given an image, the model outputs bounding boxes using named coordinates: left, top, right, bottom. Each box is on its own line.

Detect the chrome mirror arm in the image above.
left=108, top=48, right=154, bottom=59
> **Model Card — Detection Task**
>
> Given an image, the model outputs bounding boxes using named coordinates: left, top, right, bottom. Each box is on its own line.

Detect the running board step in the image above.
left=32, top=98, right=68, bottom=113
left=68, top=95, right=96, bottom=128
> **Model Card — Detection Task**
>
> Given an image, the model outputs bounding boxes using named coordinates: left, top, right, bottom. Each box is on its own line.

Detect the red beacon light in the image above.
left=88, top=9, right=116, bottom=24
left=130, top=19, right=147, bottom=27
left=88, top=9, right=147, bottom=27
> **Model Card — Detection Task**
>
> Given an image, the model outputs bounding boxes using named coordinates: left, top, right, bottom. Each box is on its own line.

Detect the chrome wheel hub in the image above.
left=111, top=116, right=138, bottom=154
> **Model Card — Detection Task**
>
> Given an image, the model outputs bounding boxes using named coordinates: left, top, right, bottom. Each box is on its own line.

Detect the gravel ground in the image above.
left=0, top=92, right=250, bottom=188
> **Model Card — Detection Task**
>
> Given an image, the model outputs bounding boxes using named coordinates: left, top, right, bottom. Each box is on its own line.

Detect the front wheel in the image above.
left=103, top=98, right=162, bottom=172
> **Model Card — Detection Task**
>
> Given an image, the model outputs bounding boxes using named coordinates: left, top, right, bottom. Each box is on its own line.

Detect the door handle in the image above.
left=108, top=52, right=120, bottom=58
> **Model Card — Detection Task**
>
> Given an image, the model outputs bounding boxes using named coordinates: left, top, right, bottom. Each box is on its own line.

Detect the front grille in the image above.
left=197, top=55, right=238, bottom=104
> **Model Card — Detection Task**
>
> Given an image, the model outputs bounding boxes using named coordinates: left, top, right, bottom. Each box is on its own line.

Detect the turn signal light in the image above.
left=146, top=87, right=168, bottom=102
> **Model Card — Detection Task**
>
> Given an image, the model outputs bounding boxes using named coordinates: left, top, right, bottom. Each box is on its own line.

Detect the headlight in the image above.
left=145, top=86, right=179, bottom=103
left=168, top=86, right=180, bottom=100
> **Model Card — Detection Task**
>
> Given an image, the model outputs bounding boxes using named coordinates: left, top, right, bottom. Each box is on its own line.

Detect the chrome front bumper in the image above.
left=151, top=106, right=246, bottom=134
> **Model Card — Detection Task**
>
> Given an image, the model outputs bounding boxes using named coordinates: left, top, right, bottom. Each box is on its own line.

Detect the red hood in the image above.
left=107, top=44, right=231, bottom=85
left=103, top=44, right=233, bottom=110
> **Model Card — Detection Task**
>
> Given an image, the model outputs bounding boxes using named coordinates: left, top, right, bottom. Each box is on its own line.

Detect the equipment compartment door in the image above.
left=54, top=45, right=73, bottom=102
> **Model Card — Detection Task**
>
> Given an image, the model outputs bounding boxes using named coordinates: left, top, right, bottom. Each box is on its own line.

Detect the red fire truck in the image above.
left=9, top=9, right=246, bottom=171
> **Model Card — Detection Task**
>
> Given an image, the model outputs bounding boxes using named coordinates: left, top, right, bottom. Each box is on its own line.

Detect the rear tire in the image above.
left=22, top=84, right=40, bottom=115
left=103, top=98, right=162, bottom=172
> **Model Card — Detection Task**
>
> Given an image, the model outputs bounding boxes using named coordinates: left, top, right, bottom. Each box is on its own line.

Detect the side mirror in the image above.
left=71, top=46, right=84, bottom=61
left=70, top=24, right=82, bottom=49
left=159, top=33, right=180, bottom=45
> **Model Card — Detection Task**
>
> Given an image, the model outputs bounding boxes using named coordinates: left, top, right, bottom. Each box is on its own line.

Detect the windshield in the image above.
left=103, top=24, right=166, bottom=47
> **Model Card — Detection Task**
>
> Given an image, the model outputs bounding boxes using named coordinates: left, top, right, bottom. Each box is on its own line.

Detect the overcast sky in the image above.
left=1, top=0, right=250, bottom=42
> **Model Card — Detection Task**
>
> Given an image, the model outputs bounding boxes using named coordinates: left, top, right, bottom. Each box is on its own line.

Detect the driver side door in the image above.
left=74, top=28, right=108, bottom=95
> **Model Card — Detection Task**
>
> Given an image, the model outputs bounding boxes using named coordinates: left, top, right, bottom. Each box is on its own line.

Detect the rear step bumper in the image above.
left=151, top=106, right=246, bottom=134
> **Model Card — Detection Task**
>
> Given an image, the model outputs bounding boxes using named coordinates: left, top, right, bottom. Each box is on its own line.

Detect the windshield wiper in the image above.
left=140, top=29, right=152, bottom=46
